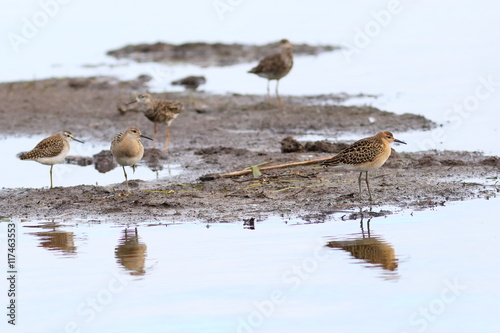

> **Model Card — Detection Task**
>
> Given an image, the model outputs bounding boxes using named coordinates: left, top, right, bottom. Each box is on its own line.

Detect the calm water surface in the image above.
left=1, top=198, right=499, bottom=332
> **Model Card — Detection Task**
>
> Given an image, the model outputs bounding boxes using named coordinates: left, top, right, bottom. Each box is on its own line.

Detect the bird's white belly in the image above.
left=256, top=73, right=276, bottom=80
left=115, top=154, right=143, bottom=167
left=35, top=146, right=70, bottom=165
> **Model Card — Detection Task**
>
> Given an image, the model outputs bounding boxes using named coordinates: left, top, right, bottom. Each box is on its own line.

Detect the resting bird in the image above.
left=171, top=76, right=206, bottom=91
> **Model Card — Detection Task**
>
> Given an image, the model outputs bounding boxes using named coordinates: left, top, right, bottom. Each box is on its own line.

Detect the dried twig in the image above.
left=219, top=156, right=332, bottom=178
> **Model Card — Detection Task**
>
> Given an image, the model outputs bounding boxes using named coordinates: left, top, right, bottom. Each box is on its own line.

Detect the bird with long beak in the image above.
left=123, top=93, right=183, bottom=153
left=321, top=131, right=406, bottom=201
left=20, top=130, right=84, bottom=189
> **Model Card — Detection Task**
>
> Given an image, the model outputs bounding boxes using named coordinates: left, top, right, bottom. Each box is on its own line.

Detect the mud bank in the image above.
left=1, top=76, right=497, bottom=223
left=106, top=40, right=339, bottom=67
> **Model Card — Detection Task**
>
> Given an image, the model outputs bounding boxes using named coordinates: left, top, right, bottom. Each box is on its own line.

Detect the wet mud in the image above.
left=0, top=76, right=498, bottom=223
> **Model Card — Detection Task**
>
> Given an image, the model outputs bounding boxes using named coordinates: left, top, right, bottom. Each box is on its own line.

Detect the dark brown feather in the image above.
left=144, top=99, right=184, bottom=124
left=321, top=138, right=384, bottom=167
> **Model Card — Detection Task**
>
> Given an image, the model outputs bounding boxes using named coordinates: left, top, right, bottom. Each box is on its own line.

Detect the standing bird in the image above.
left=248, top=39, right=294, bottom=107
left=20, top=130, right=84, bottom=189
left=124, top=93, right=184, bottom=153
left=321, top=131, right=406, bottom=201
left=110, top=127, right=153, bottom=192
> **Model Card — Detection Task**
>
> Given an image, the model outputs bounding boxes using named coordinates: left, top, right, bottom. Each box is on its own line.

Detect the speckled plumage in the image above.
left=20, top=130, right=84, bottom=189
left=321, top=131, right=406, bottom=200
left=249, top=39, right=293, bottom=107
left=111, top=126, right=152, bottom=192
left=126, top=93, right=184, bottom=152
left=21, top=134, right=67, bottom=162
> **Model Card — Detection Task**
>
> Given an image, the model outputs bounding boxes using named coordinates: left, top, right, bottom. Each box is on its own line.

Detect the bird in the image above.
left=124, top=93, right=184, bottom=153
left=110, top=127, right=153, bottom=192
left=248, top=39, right=293, bottom=107
left=171, top=75, right=206, bottom=91
left=20, top=130, right=84, bottom=189
left=321, top=131, right=406, bottom=201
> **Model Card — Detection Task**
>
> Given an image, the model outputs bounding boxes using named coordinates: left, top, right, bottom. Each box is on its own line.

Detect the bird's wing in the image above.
left=321, top=139, right=381, bottom=166
left=249, top=53, right=283, bottom=74
left=156, top=100, right=184, bottom=115
left=23, top=136, right=65, bottom=159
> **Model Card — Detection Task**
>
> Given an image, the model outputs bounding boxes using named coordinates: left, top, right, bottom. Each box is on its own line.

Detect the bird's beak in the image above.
left=394, top=138, right=406, bottom=145
left=125, top=99, right=137, bottom=106
left=73, top=138, right=85, bottom=144
left=140, top=134, right=153, bottom=141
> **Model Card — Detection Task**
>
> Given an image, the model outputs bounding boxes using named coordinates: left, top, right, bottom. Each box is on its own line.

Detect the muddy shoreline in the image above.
left=1, top=77, right=498, bottom=223
left=106, top=41, right=339, bottom=67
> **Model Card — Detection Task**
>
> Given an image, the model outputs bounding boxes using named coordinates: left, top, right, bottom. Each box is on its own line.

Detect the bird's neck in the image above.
left=280, top=48, right=293, bottom=67
left=281, top=47, right=292, bottom=57
left=382, top=140, right=392, bottom=158
left=137, top=101, right=154, bottom=113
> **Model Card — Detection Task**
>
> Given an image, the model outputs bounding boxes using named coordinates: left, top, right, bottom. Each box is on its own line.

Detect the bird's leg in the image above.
left=266, top=80, right=272, bottom=105
left=276, top=79, right=284, bottom=110
left=152, top=123, right=158, bottom=149
left=122, top=166, right=130, bottom=193
left=358, top=172, right=363, bottom=199
left=49, top=165, right=54, bottom=189
left=365, top=171, right=373, bottom=201
left=163, top=126, right=171, bottom=153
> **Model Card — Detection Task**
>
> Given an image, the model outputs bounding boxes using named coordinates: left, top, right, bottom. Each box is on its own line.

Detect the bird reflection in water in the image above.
left=326, top=212, right=398, bottom=277
left=30, top=221, right=76, bottom=255
left=115, top=228, right=147, bottom=276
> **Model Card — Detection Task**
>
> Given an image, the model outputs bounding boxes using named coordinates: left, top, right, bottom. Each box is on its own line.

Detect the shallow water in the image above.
left=0, top=137, right=181, bottom=189
left=1, top=198, right=499, bottom=332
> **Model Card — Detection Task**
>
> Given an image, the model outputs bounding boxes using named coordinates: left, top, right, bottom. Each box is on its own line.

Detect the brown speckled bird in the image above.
left=321, top=131, right=406, bottom=201
left=125, top=93, right=184, bottom=153
left=20, top=130, right=84, bottom=189
left=249, top=39, right=293, bottom=107
left=111, top=127, right=152, bottom=192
